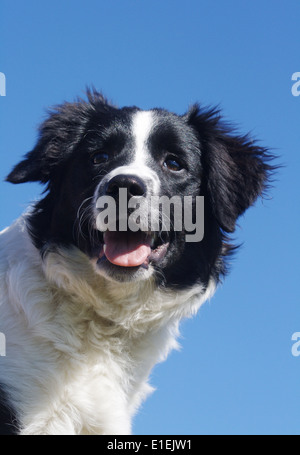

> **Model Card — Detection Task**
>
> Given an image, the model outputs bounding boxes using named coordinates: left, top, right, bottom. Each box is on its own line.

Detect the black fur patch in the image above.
left=0, top=386, right=18, bottom=435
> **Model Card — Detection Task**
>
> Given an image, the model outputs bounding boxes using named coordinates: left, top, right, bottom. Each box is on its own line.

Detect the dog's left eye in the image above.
left=92, top=152, right=109, bottom=165
left=163, top=156, right=184, bottom=172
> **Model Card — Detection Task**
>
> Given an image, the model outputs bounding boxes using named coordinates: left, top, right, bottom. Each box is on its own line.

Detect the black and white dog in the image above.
left=0, top=91, right=273, bottom=435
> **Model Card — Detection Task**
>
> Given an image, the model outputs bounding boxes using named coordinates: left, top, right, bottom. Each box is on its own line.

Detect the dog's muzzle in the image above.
left=95, top=173, right=169, bottom=269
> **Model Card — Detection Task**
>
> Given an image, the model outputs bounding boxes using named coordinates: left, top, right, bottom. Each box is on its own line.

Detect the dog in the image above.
left=0, top=90, right=274, bottom=435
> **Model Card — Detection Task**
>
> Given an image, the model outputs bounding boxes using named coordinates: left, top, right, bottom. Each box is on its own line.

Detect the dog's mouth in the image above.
left=98, top=230, right=169, bottom=269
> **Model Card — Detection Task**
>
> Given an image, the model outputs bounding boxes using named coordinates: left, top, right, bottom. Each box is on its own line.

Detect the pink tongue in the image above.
left=103, top=231, right=151, bottom=267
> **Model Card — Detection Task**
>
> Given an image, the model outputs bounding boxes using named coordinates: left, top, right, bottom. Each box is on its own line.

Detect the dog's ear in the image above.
left=6, top=103, right=87, bottom=184
left=186, top=105, right=274, bottom=233
left=6, top=89, right=111, bottom=184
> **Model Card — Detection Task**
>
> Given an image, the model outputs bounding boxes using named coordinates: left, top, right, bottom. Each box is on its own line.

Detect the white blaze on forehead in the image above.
left=93, top=110, right=160, bottom=204
left=132, top=110, right=154, bottom=166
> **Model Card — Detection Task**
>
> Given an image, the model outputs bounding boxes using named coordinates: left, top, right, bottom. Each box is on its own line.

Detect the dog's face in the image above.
left=6, top=91, right=272, bottom=288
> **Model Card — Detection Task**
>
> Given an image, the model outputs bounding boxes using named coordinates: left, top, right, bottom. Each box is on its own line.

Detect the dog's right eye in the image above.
left=92, top=152, right=109, bottom=165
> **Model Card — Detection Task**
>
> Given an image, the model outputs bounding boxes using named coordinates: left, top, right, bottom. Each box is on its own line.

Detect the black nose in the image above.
left=105, top=174, right=147, bottom=198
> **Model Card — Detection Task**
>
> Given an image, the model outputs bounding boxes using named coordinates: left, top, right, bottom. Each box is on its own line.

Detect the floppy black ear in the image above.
left=6, top=106, right=84, bottom=184
left=6, top=89, right=111, bottom=184
left=187, top=105, right=274, bottom=233
left=6, top=149, right=47, bottom=184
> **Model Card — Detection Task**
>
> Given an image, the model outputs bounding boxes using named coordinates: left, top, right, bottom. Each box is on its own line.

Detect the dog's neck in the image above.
left=41, top=244, right=214, bottom=337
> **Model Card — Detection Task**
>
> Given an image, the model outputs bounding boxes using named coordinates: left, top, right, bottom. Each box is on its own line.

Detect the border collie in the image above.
left=0, top=90, right=274, bottom=435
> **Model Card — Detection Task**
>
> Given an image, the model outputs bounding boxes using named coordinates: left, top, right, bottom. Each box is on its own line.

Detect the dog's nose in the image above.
left=105, top=174, right=147, bottom=198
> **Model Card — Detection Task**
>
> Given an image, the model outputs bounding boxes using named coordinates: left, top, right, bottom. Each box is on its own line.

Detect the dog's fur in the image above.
left=0, top=91, right=274, bottom=435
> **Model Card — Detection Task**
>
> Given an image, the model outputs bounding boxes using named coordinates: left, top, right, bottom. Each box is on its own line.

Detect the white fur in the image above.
left=132, top=110, right=154, bottom=166
left=131, top=110, right=160, bottom=193
left=0, top=216, right=216, bottom=435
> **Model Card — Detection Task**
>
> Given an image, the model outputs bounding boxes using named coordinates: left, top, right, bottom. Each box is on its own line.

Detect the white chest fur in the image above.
left=0, top=217, right=215, bottom=435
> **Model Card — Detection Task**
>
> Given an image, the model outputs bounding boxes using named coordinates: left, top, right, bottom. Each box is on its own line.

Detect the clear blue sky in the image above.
left=1, top=0, right=299, bottom=435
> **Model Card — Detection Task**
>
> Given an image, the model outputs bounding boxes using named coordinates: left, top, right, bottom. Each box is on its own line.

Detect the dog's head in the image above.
left=6, top=90, right=273, bottom=287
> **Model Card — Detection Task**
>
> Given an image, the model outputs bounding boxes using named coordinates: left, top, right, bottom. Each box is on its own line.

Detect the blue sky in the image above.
left=0, top=0, right=299, bottom=435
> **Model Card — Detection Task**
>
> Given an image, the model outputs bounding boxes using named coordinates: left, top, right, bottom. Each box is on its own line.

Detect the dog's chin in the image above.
left=94, top=259, right=155, bottom=283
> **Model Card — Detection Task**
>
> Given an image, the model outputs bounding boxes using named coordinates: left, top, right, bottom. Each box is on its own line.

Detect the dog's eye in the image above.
left=92, top=152, right=109, bottom=165
left=163, top=156, right=184, bottom=172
